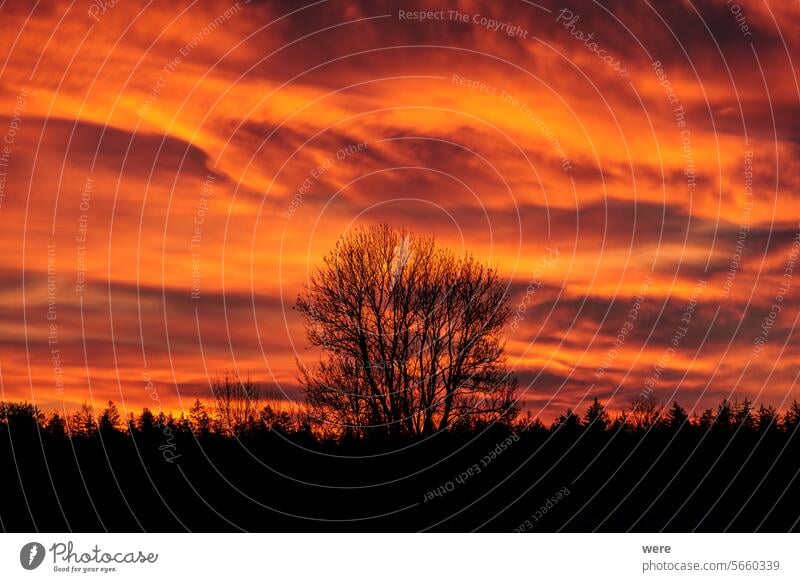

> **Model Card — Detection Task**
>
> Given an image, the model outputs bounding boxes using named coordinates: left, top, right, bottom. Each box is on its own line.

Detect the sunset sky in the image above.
left=1, top=0, right=800, bottom=422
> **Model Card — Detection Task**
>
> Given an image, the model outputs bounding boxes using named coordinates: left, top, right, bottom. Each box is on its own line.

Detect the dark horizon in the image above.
left=3, top=391, right=800, bottom=532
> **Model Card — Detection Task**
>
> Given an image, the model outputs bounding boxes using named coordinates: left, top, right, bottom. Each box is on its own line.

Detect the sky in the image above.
left=0, top=0, right=799, bottom=422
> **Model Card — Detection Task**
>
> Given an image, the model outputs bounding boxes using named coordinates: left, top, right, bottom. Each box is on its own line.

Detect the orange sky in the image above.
left=1, top=0, right=800, bottom=422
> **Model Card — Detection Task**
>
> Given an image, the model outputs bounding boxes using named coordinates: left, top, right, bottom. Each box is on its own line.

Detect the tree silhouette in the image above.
left=715, top=399, right=734, bottom=431
left=552, top=408, right=581, bottom=435
left=629, top=394, right=660, bottom=431
left=783, top=400, right=800, bottom=432
left=189, top=399, right=212, bottom=436
left=583, top=398, right=610, bottom=432
left=757, top=404, right=779, bottom=433
left=698, top=407, right=715, bottom=431
left=666, top=401, right=689, bottom=431
left=212, top=372, right=262, bottom=436
left=4, top=394, right=800, bottom=531
left=0, top=402, right=43, bottom=434
left=137, top=407, right=156, bottom=433
left=46, top=412, right=67, bottom=438
left=296, top=224, right=518, bottom=436
left=98, top=400, right=122, bottom=434
left=734, top=398, right=754, bottom=430
left=69, top=403, right=97, bottom=437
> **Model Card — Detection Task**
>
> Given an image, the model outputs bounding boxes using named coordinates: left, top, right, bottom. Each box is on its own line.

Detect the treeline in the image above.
left=0, top=399, right=306, bottom=440
left=545, top=396, right=796, bottom=435
left=0, top=374, right=308, bottom=440
left=4, top=387, right=800, bottom=532
left=2, top=394, right=799, bottom=440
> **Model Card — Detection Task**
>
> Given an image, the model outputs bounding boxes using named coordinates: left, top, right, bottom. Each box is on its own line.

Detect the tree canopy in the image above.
left=295, top=225, right=518, bottom=436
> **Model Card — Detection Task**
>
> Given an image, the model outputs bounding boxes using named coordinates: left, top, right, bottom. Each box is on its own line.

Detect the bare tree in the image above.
left=296, top=224, right=518, bottom=436
left=628, top=394, right=661, bottom=431
left=212, top=372, right=262, bottom=435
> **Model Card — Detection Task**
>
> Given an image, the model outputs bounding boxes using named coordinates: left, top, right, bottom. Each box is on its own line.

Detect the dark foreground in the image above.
left=2, top=409, right=800, bottom=532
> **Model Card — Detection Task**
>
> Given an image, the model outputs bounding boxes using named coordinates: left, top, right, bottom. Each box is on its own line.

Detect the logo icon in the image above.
left=20, top=542, right=45, bottom=570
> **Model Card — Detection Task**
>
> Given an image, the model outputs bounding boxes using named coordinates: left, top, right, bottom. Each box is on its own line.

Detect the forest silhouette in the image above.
left=3, top=226, right=800, bottom=532
left=3, top=392, right=800, bottom=531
